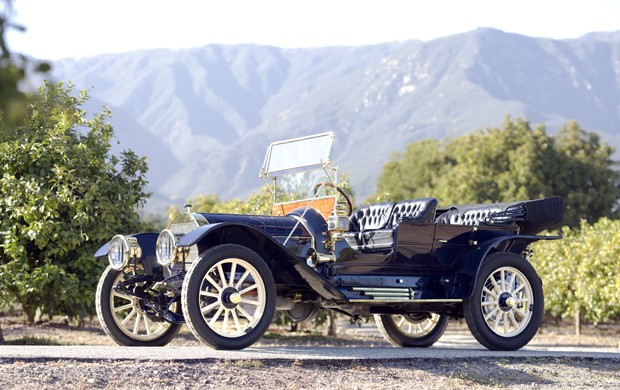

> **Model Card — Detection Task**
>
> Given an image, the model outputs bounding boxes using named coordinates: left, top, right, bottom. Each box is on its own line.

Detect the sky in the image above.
left=6, top=0, right=620, bottom=60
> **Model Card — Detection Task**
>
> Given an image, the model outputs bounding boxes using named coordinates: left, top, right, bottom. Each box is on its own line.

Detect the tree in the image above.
left=374, top=139, right=446, bottom=202
left=374, top=117, right=620, bottom=227
left=0, top=81, right=150, bottom=322
left=1, top=0, right=51, bottom=342
left=168, top=173, right=356, bottom=221
left=1, top=0, right=49, bottom=125
left=532, top=218, right=620, bottom=326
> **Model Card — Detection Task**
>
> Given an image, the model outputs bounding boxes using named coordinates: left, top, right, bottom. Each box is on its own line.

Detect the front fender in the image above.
left=178, top=222, right=347, bottom=302
left=176, top=223, right=223, bottom=248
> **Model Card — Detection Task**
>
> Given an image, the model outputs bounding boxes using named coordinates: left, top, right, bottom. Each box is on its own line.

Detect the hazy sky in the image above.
left=7, top=0, right=620, bottom=60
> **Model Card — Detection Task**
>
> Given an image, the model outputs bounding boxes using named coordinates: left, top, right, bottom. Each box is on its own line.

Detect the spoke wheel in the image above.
left=96, top=266, right=181, bottom=346
left=182, top=244, right=276, bottom=350
left=480, top=266, right=533, bottom=337
left=374, top=312, right=448, bottom=347
left=464, top=251, right=543, bottom=351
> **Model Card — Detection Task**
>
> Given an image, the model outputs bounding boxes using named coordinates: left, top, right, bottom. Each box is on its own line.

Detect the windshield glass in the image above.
left=261, top=132, right=334, bottom=177
left=275, top=170, right=335, bottom=200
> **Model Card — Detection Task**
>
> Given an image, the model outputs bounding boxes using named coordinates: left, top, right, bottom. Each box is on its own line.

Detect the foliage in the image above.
left=166, top=188, right=273, bottom=222
left=532, top=218, right=620, bottom=324
left=0, top=81, right=150, bottom=322
left=374, top=117, right=620, bottom=227
left=167, top=173, right=356, bottom=221
left=0, top=0, right=50, bottom=125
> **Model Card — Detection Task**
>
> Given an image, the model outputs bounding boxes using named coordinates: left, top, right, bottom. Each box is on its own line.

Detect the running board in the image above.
left=349, top=287, right=462, bottom=303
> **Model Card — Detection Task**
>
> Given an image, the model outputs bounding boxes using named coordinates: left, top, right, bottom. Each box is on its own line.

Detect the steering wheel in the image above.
left=313, top=182, right=353, bottom=216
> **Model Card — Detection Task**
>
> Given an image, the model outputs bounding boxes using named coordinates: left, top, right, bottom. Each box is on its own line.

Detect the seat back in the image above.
left=349, top=202, right=395, bottom=232
left=388, top=198, right=438, bottom=228
left=435, top=202, right=526, bottom=226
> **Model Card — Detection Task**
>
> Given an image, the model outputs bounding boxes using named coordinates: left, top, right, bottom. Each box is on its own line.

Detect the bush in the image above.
left=532, top=218, right=620, bottom=324
left=0, top=82, right=149, bottom=322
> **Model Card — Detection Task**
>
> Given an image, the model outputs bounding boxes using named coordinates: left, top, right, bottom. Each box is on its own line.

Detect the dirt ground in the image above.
left=1, top=315, right=619, bottom=348
left=1, top=316, right=619, bottom=389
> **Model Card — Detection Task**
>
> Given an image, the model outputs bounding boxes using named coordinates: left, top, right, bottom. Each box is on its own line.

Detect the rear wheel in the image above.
left=95, top=266, right=181, bottom=346
left=464, top=251, right=543, bottom=350
left=181, top=244, right=276, bottom=350
left=374, top=312, right=448, bottom=347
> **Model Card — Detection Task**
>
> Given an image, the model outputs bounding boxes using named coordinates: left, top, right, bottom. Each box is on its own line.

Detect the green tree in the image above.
left=167, top=173, right=356, bottom=221
left=1, top=0, right=49, bottom=124
left=166, top=190, right=272, bottom=222
left=373, top=139, right=446, bottom=202
left=0, top=81, right=150, bottom=322
left=532, top=218, right=620, bottom=325
left=374, top=117, right=620, bottom=227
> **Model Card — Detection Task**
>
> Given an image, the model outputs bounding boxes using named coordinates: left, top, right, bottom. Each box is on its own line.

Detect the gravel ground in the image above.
left=1, top=318, right=619, bottom=389
left=0, top=357, right=619, bottom=389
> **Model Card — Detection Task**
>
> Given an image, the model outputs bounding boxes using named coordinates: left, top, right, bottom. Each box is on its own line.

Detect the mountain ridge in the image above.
left=48, top=28, right=620, bottom=213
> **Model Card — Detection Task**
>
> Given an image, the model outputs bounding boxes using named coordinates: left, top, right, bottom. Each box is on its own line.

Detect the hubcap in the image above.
left=197, top=257, right=266, bottom=338
left=480, top=266, right=533, bottom=337
left=229, top=292, right=242, bottom=305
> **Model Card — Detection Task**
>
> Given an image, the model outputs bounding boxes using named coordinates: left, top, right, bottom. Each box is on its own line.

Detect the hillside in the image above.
left=48, top=28, right=620, bottom=213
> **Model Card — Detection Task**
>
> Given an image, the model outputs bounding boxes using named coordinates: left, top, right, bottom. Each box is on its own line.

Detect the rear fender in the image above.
left=177, top=222, right=347, bottom=302
left=455, top=235, right=561, bottom=300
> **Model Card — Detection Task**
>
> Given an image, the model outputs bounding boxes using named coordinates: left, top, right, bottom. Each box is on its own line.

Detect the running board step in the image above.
left=351, top=287, right=413, bottom=300
left=348, top=287, right=463, bottom=303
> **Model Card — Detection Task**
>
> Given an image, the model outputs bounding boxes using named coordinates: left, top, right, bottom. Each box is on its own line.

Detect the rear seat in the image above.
left=435, top=202, right=526, bottom=226
left=344, top=198, right=438, bottom=251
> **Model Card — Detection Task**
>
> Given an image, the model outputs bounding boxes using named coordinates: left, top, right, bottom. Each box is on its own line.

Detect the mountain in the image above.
left=48, top=28, right=620, bottom=213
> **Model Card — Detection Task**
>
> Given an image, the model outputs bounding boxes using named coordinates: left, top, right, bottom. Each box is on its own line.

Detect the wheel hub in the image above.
left=221, top=287, right=241, bottom=309
left=498, top=292, right=515, bottom=312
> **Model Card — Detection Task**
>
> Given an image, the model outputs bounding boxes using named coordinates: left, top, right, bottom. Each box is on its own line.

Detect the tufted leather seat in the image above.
left=344, top=198, right=438, bottom=252
left=345, top=202, right=395, bottom=252
left=388, top=198, right=438, bottom=228
left=349, top=202, right=395, bottom=232
left=435, top=202, right=526, bottom=226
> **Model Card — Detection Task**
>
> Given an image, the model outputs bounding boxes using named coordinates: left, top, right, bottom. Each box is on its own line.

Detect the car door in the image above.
left=428, top=224, right=475, bottom=270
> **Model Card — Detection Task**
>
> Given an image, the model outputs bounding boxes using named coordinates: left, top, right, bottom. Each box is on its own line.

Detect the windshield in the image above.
left=261, top=132, right=334, bottom=177
left=259, top=132, right=339, bottom=219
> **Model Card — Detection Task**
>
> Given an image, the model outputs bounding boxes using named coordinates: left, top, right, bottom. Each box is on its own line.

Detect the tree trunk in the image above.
left=0, top=323, right=4, bottom=344
left=575, top=307, right=581, bottom=337
left=328, top=311, right=337, bottom=337
left=23, top=306, right=36, bottom=323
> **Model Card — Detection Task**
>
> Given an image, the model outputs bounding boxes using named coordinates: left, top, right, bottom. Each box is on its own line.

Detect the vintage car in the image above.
left=94, top=132, right=563, bottom=350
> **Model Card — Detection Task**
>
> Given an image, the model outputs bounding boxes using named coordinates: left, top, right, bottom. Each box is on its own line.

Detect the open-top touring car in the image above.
left=95, top=132, right=563, bottom=350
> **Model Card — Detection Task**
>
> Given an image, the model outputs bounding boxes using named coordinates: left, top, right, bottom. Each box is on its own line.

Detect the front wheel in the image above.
left=464, top=251, right=543, bottom=350
left=181, top=244, right=276, bottom=350
left=95, top=266, right=181, bottom=346
left=374, top=313, right=448, bottom=347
